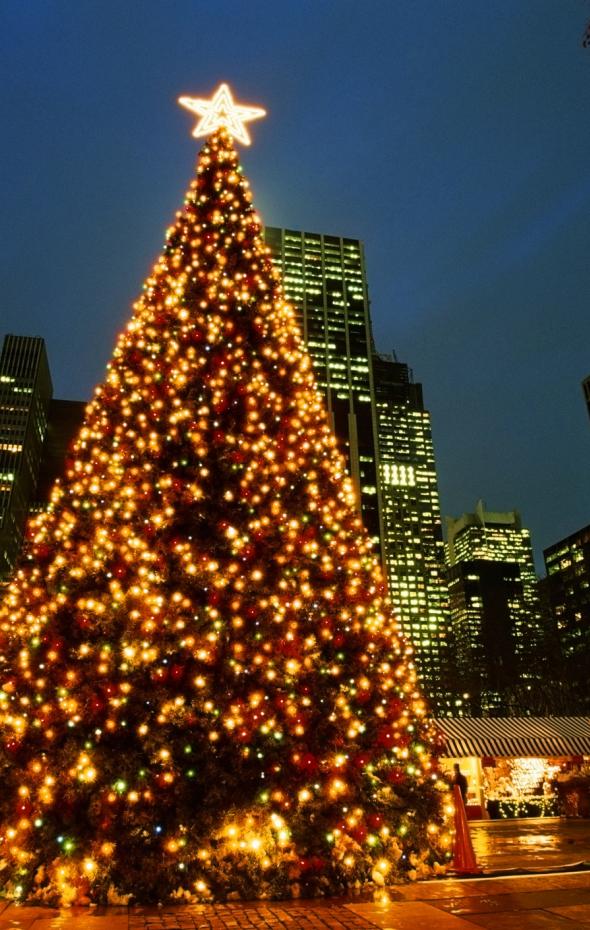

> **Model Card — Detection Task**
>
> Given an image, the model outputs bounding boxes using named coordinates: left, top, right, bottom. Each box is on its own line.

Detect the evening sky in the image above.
left=1, top=1, right=589, bottom=569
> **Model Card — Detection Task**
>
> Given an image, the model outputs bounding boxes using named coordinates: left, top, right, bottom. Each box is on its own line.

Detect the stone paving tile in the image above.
left=390, top=881, right=488, bottom=901
left=458, top=908, right=588, bottom=928
left=393, top=871, right=590, bottom=901
left=548, top=904, right=590, bottom=924
left=2, top=871, right=590, bottom=930
left=1, top=905, right=60, bottom=920
left=0, top=916, right=49, bottom=929
left=431, top=887, right=590, bottom=915
left=0, top=904, right=61, bottom=928
left=470, top=817, right=590, bottom=872
left=429, top=894, right=524, bottom=915
left=30, top=920, right=129, bottom=930
left=128, top=902, right=382, bottom=929
left=0, top=917, right=34, bottom=930
left=347, top=902, right=477, bottom=928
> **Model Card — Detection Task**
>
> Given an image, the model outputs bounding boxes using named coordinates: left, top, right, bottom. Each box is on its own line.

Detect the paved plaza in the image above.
left=471, top=817, right=590, bottom=871
left=2, top=873, right=590, bottom=930
left=2, top=819, right=590, bottom=929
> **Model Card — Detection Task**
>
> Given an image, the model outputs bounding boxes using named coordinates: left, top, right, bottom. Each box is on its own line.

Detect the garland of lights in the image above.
left=0, top=83, right=450, bottom=905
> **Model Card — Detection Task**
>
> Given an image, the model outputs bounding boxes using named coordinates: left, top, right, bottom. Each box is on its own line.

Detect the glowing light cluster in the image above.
left=0, top=104, right=448, bottom=905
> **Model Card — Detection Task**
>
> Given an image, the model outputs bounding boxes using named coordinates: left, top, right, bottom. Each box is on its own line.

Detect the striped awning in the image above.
left=433, top=716, right=590, bottom=758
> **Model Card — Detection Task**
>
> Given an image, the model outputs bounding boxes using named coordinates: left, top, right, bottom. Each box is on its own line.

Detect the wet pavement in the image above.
left=4, top=875, right=590, bottom=930
left=470, top=817, right=590, bottom=871
left=2, top=820, right=590, bottom=928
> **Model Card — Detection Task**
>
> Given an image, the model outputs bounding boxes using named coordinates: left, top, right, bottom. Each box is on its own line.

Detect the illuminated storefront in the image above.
left=434, top=716, right=590, bottom=819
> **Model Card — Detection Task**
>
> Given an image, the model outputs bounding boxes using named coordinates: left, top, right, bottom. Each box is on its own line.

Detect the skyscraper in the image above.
left=446, top=500, right=544, bottom=713
left=447, top=560, right=522, bottom=714
left=372, top=353, right=450, bottom=711
left=264, top=228, right=450, bottom=710
left=33, top=399, right=86, bottom=508
left=0, top=335, right=52, bottom=579
left=544, top=524, right=590, bottom=712
left=263, top=227, right=382, bottom=551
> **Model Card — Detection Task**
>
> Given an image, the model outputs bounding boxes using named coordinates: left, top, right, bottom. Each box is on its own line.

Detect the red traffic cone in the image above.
left=451, top=784, right=483, bottom=875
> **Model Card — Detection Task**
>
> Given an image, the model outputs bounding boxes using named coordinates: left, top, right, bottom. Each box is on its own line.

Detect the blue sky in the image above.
left=1, top=0, right=589, bottom=568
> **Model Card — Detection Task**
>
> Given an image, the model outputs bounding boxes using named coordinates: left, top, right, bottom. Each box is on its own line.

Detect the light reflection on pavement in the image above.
left=469, top=816, right=590, bottom=871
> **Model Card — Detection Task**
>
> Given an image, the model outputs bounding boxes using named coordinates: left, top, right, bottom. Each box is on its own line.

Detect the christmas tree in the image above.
left=0, top=84, right=450, bottom=905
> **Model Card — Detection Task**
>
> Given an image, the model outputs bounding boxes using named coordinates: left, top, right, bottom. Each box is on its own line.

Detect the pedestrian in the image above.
left=452, top=763, right=468, bottom=804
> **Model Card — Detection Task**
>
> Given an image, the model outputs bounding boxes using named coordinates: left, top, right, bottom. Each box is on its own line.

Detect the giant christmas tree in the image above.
left=0, top=84, right=450, bottom=905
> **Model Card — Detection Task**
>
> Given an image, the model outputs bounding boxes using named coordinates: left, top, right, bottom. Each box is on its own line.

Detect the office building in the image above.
left=372, top=353, right=450, bottom=711
left=33, top=399, right=86, bottom=508
left=263, top=227, right=382, bottom=550
left=263, top=228, right=450, bottom=710
left=0, top=335, right=52, bottom=579
left=544, top=524, right=590, bottom=712
left=446, top=500, right=544, bottom=714
left=447, top=560, right=523, bottom=714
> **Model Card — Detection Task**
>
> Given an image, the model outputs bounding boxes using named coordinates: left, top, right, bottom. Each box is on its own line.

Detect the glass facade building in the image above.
left=446, top=500, right=544, bottom=713
left=263, top=227, right=382, bottom=550
left=447, top=560, right=523, bottom=714
left=0, top=335, right=52, bottom=579
left=264, top=228, right=450, bottom=710
left=372, top=353, right=450, bottom=711
left=544, top=524, right=590, bottom=712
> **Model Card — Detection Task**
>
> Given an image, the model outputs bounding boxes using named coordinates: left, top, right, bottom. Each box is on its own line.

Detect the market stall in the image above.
left=433, top=716, right=590, bottom=820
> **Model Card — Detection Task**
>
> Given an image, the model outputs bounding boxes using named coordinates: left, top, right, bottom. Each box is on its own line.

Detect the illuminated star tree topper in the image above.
left=178, top=82, right=266, bottom=145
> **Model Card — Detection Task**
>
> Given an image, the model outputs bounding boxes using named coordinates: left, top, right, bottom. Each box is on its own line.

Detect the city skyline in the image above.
left=2, top=2, right=590, bottom=569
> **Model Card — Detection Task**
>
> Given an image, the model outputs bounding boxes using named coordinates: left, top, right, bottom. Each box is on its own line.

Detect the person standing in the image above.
left=453, top=763, right=468, bottom=804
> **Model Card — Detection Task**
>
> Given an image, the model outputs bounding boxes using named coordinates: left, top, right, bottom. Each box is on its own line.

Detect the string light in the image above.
left=0, top=92, right=449, bottom=905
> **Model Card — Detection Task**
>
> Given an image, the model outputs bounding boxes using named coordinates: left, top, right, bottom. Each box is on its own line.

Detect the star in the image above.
left=178, top=83, right=266, bottom=146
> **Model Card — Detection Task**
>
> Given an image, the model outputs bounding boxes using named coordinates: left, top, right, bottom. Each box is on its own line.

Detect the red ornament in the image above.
left=349, top=824, right=367, bottom=844
left=208, top=589, right=221, bottom=607
left=355, top=687, right=371, bottom=705
left=294, top=752, right=318, bottom=774
left=376, top=727, right=396, bottom=750
left=366, top=812, right=383, bottom=830
left=299, top=855, right=325, bottom=874
left=387, top=768, right=406, bottom=785
left=35, top=544, right=53, bottom=563
left=352, top=752, right=371, bottom=770
left=170, top=664, right=185, bottom=682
